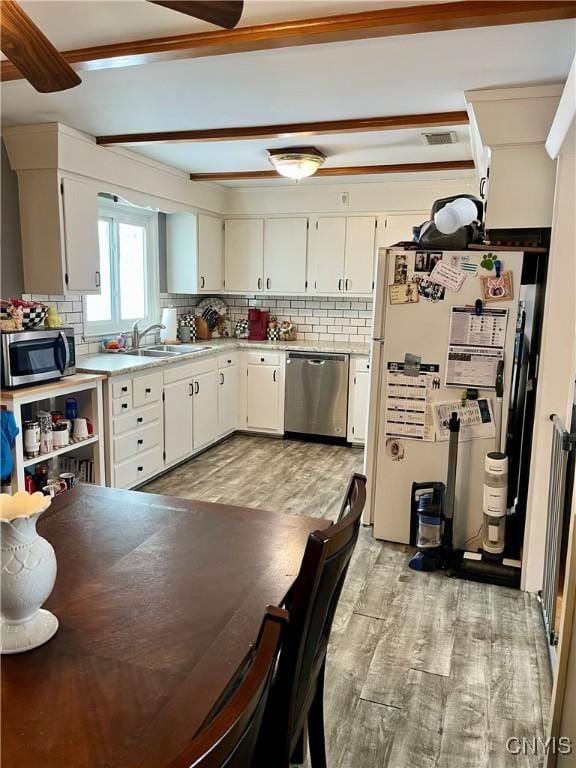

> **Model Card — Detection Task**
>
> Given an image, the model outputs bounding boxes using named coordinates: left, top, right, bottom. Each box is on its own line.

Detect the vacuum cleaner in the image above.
left=448, top=360, right=522, bottom=588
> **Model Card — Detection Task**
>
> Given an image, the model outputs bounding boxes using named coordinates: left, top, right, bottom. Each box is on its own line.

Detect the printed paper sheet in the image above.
left=445, top=307, right=508, bottom=389
left=385, top=362, right=440, bottom=442
left=433, top=399, right=496, bottom=441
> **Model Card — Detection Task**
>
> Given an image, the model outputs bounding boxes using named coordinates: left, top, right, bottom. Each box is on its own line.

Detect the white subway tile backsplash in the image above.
left=23, top=290, right=372, bottom=351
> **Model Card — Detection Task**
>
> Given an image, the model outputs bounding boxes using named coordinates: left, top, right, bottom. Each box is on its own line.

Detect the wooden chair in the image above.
left=165, top=605, right=288, bottom=768
left=255, top=472, right=367, bottom=768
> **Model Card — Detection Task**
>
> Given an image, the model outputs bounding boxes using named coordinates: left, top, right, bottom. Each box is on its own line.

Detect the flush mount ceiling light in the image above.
left=267, top=147, right=326, bottom=180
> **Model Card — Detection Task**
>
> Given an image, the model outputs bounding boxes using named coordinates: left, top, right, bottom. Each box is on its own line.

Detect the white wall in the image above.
left=523, top=123, right=576, bottom=592
left=227, top=176, right=476, bottom=215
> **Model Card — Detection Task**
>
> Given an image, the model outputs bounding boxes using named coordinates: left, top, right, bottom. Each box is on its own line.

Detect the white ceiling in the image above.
left=1, top=2, right=575, bottom=187
left=14, top=0, right=431, bottom=50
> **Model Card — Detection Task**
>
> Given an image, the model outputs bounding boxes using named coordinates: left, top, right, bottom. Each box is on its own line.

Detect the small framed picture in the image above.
left=480, top=272, right=513, bottom=302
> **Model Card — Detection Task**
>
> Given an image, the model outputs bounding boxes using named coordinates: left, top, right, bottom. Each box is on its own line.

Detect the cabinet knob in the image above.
left=220, top=372, right=225, bottom=385
left=345, top=278, right=350, bottom=291
left=338, top=278, right=343, bottom=291
left=257, top=277, right=263, bottom=290
left=137, top=417, right=143, bottom=423
left=95, top=270, right=101, bottom=288
left=273, top=369, right=277, bottom=382
left=122, top=403, right=128, bottom=410
left=137, top=466, right=143, bottom=472
left=266, top=278, right=271, bottom=290
left=145, top=387, right=151, bottom=394
left=200, top=276, right=205, bottom=288
left=137, top=439, right=143, bottom=445
left=121, top=386, right=128, bottom=393
left=195, top=381, right=200, bottom=395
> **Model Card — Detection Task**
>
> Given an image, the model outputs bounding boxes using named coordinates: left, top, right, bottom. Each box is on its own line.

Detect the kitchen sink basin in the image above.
left=124, top=349, right=181, bottom=358
left=144, top=344, right=213, bottom=354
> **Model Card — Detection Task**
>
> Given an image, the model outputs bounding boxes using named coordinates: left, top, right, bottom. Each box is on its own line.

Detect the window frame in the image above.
left=83, top=200, right=159, bottom=338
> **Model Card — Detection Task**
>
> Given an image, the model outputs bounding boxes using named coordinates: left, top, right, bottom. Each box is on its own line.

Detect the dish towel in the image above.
left=1, top=410, right=19, bottom=481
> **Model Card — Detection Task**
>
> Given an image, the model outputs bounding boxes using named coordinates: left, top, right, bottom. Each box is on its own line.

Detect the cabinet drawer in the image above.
left=114, top=421, right=163, bottom=464
left=112, top=379, right=132, bottom=399
left=133, top=372, right=163, bottom=408
left=353, top=357, right=371, bottom=373
left=218, top=352, right=238, bottom=369
left=113, top=404, right=162, bottom=436
left=247, top=351, right=281, bottom=366
left=112, top=397, right=132, bottom=416
left=113, top=446, right=163, bottom=490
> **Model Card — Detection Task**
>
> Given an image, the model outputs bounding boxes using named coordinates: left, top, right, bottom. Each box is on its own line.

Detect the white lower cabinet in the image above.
left=347, top=356, right=371, bottom=444
left=218, top=358, right=239, bottom=437
left=193, top=369, right=218, bottom=450
left=246, top=352, right=284, bottom=434
left=106, top=370, right=164, bottom=489
left=164, top=378, right=194, bottom=465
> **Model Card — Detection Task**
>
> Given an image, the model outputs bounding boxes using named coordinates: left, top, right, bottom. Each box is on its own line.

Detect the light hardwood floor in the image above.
left=143, top=434, right=552, bottom=768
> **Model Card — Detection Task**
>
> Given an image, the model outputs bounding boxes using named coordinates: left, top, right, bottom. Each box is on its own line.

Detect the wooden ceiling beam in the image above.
left=95, top=110, right=469, bottom=145
left=189, top=159, right=475, bottom=181
left=3, top=2, right=576, bottom=82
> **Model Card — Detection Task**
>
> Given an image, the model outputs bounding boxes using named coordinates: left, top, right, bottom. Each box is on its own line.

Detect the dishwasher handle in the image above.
left=307, top=359, right=326, bottom=365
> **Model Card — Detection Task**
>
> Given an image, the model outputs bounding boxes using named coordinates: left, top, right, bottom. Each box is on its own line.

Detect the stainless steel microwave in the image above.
left=1, top=328, right=76, bottom=388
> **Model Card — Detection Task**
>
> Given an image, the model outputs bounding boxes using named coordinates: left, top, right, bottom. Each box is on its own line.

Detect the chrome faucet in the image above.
left=131, top=320, right=166, bottom=349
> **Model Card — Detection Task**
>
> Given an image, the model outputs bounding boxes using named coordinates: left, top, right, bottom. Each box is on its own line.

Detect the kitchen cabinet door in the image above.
left=348, top=369, right=370, bottom=443
left=218, top=365, right=239, bottom=437
left=224, top=219, right=264, bottom=292
left=344, top=216, right=376, bottom=294
left=164, top=379, right=193, bottom=465
left=381, top=213, right=427, bottom=248
left=193, top=370, right=218, bottom=450
left=61, top=177, right=101, bottom=294
left=166, top=212, right=198, bottom=294
left=198, top=214, right=224, bottom=292
left=264, top=218, right=308, bottom=293
left=310, top=217, right=346, bottom=294
left=246, top=365, right=281, bottom=432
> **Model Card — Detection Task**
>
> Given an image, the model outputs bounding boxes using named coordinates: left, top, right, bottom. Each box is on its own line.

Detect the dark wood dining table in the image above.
left=1, top=484, right=329, bottom=768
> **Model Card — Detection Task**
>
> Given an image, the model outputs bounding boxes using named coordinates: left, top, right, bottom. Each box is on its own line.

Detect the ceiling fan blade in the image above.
left=148, top=1, right=244, bottom=29
left=0, top=0, right=81, bottom=92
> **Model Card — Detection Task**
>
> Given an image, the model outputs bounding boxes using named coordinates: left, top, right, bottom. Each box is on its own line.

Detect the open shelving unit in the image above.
left=1, top=374, right=106, bottom=492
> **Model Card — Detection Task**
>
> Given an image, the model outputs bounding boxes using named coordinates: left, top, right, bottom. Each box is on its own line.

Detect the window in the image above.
left=83, top=201, right=159, bottom=336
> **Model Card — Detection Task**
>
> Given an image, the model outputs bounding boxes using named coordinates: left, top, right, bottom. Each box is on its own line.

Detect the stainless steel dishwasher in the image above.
left=284, top=352, right=349, bottom=439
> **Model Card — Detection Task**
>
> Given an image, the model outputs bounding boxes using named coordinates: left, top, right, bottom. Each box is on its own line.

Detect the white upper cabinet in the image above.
left=381, top=213, right=427, bottom=248
left=166, top=212, right=224, bottom=294
left=263, top=218, right=308, bottom=293
left=310, top=217, right=346, bottom=294
left=166, top=212, right=198, bottom=294
left=16, top=172, right=100, bottom=295
left=224, top=219, right=264, bottom=292
left=311, top=216, right=375, bottom=296
left=198, top=213, right=224, bottom=292
left=344, top=216, right=376, bottom=294
left=61, top=178, right=101, bottom=294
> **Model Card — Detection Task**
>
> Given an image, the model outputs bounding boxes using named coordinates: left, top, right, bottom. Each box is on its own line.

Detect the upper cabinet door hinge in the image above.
left=60, top=181, right=64, bottom=195
left=305, top=280, right=308, bottom=289
left=315, top=221, right=319, bottom=230
left=307, top=220, right=310, bottom=230
left=162, top=391, right=165, bottom=402
left=375, top=219, right=378, bottom=229
left=64, top=272, right=69, bottom=286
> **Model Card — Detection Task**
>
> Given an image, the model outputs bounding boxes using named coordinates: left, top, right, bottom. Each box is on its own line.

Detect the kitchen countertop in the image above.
left=76, top=338, right=370, bottom=376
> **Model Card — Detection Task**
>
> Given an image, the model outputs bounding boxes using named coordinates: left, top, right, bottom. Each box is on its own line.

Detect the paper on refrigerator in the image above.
left=445, top=307, right=508, bottom=389
left=384, top=362, right=440, bottom=442
left=433, top=399, right=496, bottom=441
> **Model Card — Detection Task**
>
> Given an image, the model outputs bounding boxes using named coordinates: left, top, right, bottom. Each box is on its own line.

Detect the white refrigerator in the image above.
left=364, top=248, right=524, bottom=550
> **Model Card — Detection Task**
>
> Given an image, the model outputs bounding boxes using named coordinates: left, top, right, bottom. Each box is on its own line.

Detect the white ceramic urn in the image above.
left=0, top=491, right=58, bottom=654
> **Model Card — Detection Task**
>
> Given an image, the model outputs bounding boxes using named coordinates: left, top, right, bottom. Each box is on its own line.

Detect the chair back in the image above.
left=274, top=473, right=367, bottom=753
left=166, top=605, right=288, bottom=768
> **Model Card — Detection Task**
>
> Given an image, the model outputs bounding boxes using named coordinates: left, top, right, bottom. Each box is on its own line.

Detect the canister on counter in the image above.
left=23, top=420, right=40, bottom=459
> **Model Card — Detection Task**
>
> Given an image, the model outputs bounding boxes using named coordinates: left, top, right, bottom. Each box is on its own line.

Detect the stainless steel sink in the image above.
left=144, top=344, right=213, bottom=354
left=124, top=349, right=181, bottom=358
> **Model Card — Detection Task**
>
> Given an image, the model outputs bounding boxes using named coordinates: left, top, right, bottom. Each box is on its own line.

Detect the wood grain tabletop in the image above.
left=1, top=484, right=328, bottom=768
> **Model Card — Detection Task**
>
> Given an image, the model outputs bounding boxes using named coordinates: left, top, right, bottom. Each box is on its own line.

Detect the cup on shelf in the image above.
left=59, top=473, right=76, bottom=490
left=52, top=422, right=70, bottom=448
left=73, top=418, right=89, bottom=441
left=42, top=480, right=66, bottom=498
